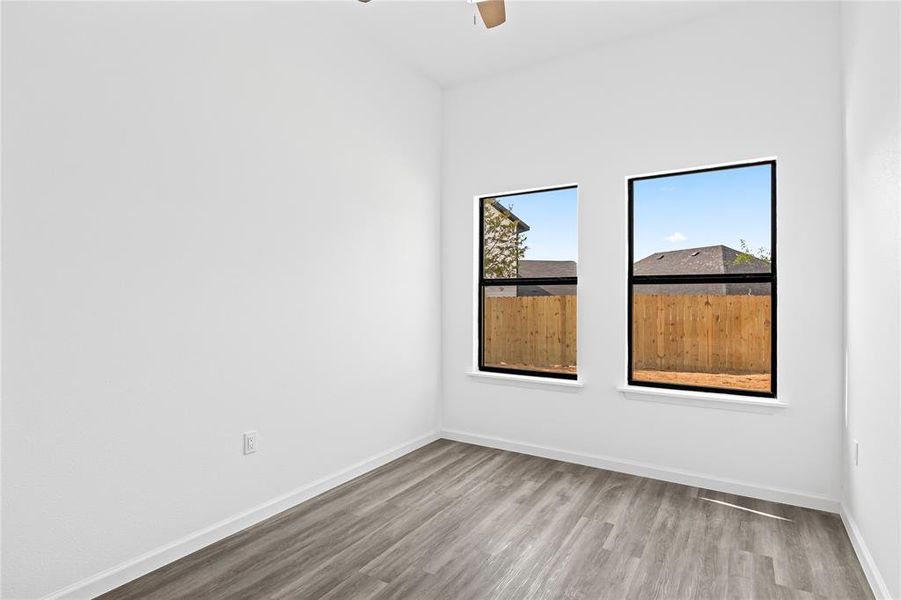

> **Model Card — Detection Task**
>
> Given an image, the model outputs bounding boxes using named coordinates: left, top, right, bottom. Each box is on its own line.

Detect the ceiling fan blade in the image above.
left=476, top=0, right=506, bottom=29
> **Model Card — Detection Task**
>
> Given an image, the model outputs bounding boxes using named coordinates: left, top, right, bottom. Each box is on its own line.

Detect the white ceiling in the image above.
left=321, top=1, right=725, bottom=87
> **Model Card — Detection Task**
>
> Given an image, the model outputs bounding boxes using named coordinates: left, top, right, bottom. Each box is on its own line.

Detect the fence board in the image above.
left=483, top=295, right=577, bottom=370
left=483, top=293, right=770, bottom=374
left=631, top=293, right=771, bottom=374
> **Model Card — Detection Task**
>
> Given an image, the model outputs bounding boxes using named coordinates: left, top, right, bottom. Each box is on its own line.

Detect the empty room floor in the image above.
left=101, top=440, right=872, bottom=600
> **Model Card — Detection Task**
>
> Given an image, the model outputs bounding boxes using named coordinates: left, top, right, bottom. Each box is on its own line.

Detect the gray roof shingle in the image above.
left=633, top=245, right=770, bottom=276
left=515, top=260, right=576, bottom=297
left=633, top=245, right=770, bottom=296
left=518, top=260, right=577, bottom=279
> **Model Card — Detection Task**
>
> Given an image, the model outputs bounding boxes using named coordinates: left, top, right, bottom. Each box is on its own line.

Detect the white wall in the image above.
left=841, top=2, right=901, bottom=597
left=442, top=3, right=845, bottom=505
left=6, top=2, right=898, bottom=598
left=1, top=3, right=442, bottom=598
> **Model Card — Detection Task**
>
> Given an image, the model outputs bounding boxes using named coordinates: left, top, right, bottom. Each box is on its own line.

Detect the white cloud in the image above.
left=665, top=232, right=687, bottom=243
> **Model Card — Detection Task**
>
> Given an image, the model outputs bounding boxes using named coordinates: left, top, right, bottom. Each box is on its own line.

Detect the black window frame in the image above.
left=478, top=185, right=578, bottom=381
left=627, top=160, right=777, bottom=398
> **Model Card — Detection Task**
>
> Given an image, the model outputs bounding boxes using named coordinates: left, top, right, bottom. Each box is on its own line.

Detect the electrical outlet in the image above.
left=244, top=431, right=258, bottom=455
left=854, top=440, right=860, bottom=466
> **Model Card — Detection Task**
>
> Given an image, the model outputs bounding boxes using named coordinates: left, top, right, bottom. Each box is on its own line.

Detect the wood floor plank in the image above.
left=98, top=441, right=874, bottom=600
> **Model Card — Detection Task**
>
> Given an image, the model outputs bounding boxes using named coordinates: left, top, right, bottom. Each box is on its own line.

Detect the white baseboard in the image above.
left=42, top=429, right=867, bottom=600
left=440, top=429, right=841, bottom=513
left=42, top=431, right=441, bottom=600
left=840, top=505, right=893, bottom=600
left=442, top=430, right=885, bottom=599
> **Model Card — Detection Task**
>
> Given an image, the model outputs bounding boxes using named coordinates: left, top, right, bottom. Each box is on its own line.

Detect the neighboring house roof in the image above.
left=633, top=245, right=770, bottom=296
left=516, top=260, right=577, bottom=297
left=504, top=247, right=769, bottom=298
left=633, top=244, right=770, bottom=276
left=485, top=199, right=530, bottom=234
left=518, top=260, right=576, bottom=279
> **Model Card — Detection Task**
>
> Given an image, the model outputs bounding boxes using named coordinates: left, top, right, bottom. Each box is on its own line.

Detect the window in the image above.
left=628, top=161, right=776, bottom=397
left=478, top=186, right=578, bottom=379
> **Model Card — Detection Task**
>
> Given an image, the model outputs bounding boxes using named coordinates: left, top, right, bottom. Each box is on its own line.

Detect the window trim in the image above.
left=627, top=159, right=777, bottom=399
left=477, top=184, right=578, bottom=381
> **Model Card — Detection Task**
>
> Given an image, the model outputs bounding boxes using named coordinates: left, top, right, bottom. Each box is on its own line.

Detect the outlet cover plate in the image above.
left=244, top=431, right=258, bottom=455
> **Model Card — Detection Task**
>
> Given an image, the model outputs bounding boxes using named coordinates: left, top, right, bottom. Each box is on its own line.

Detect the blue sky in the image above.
left=491, top=164, right=771, bottom=265
left=494, top=187, right=578, bottom=262
left=633, top=164, right=772, bottom=261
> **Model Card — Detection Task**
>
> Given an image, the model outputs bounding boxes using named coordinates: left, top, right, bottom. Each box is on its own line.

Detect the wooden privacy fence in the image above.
left=483, top=293, right=771, bottom=374
left=632, top=294, right=771, bottom=375
left=483, top=295, right=577, bottom=370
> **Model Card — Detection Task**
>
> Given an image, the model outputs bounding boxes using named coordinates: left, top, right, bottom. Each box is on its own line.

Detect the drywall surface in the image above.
left=442, top=3, right=845, bottom=504
left=1, top=3, right=441, bottom=597
left=841, top=2, right=901, bottom=596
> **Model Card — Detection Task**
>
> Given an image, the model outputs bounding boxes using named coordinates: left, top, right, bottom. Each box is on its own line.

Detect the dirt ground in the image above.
left=485, top=362, right=577, bottom=375
left=483, top=363, right=770, bottom=392
left=632, top=370, right=771, bottom=392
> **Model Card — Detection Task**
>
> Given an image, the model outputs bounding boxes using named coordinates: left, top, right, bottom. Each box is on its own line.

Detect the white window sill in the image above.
left=468, top=371, right=583, bottom=391
left=617, top=384, right=787, bottom=413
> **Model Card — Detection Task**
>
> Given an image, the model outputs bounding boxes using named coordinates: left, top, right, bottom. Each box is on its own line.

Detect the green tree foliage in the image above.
left=483, top=202, right=528, bottom=278
left=733, top=239, right=771, bottom=265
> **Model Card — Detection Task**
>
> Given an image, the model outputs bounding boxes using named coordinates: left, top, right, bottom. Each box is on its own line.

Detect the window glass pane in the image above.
left=631, top=283, right=772, bottom=393
left=483, top=187, right=578, bottom=279
left=632, top=164, right=772, bottom=275
left=483, top=286, right=576, bottom=376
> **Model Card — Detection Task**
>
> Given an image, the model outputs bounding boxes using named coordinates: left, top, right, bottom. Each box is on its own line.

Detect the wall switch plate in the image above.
left=244, top=431, right=258, bottom=455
